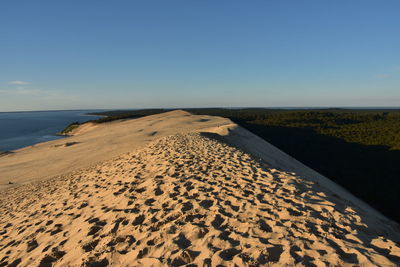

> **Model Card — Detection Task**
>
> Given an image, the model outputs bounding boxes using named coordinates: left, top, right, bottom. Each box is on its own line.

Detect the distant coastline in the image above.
left=3, top=107, right=400, bottom=152
left=0, top=109, right=107, bottom=114
left=1, top=106, right=399, bottom=114
left=0, top=110, right=103, bottom=151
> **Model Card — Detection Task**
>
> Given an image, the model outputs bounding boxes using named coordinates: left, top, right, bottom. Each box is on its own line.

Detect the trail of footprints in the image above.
left=0, top=133, right=400, bottom=266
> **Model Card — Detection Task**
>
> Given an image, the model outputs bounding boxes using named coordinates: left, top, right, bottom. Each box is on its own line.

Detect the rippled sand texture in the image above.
left=1, top=133, right=399, bottom=266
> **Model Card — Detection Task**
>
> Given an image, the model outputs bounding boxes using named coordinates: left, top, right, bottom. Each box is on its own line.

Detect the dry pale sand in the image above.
left=0, top=110, right=230, bottom=190
left=0, top=111, right=400, bottom=266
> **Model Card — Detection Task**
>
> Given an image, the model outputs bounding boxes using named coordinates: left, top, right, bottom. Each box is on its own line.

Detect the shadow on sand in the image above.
left=235, top=121, right=400, bottom=223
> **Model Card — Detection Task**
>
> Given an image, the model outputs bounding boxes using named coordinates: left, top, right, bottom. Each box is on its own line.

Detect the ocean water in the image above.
left=0, top=110, right=103, bottom=151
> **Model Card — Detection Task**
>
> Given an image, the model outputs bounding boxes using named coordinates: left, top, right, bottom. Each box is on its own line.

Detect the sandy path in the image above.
left=1, top=133, right=399, bottom=266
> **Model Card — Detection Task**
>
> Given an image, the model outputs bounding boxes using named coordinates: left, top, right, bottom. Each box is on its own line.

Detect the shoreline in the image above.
left=0, top=111, right=106, bottom=152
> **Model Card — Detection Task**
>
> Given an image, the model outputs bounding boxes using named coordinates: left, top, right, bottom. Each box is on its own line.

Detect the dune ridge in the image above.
left=1, top=130, right=400, bottom=266
left=0, top=110, right=229, bottom=190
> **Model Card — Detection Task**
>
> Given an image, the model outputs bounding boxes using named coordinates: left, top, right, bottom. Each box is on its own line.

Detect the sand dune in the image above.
left=0, top=110, right=230, bottom=190
left=0, top=111, right=400, bottom=266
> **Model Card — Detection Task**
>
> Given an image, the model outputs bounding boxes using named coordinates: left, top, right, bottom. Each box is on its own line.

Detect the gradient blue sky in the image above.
left=1, top=1, right=399, bottom=111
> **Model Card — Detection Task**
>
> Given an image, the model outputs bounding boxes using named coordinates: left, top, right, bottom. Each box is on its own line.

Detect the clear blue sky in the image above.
left=1, top=1, right=399, bottom=111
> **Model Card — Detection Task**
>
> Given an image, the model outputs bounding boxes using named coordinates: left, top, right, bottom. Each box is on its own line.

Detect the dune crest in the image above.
left=1, top=130, right=400, bottom=266
left=0, top=110, right=229, bottom=190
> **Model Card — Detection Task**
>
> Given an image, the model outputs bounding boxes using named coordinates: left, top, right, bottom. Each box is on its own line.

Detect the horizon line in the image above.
left=1, top=106, right=400, bottom=113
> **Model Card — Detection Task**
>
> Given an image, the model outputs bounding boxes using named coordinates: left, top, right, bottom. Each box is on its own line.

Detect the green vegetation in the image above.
left=60, top=109, right=169, bottom=133
left=88, top=109, right=169, bottom=123
left=187, top=108, right=400, bottom=150
left=0, top=151, right=12, bottom=157
left=60, top=121, right=80, bottom=134
left=254, top=111, right=400, bottom=150
left=77, top=108, right=400, bottom=222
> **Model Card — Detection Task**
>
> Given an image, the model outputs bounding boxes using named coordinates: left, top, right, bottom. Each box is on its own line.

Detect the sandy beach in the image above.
left=0, top=111, right=399, bottom=266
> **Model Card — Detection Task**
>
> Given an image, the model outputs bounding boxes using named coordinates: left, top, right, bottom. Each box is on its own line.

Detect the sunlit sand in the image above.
left=1, top=111, right=399, bottom=266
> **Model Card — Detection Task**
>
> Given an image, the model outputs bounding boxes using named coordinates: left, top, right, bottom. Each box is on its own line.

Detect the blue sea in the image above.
left=0, top=110, right=103, bottom=151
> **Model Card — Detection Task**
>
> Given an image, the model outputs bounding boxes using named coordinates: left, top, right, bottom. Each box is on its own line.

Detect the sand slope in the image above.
left=0, top=110, right=230, bottom=190
left=1, top=111, right=400, bottom=266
